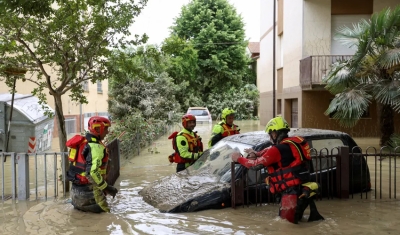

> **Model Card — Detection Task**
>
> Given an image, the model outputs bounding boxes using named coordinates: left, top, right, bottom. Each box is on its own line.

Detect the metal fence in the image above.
left=231, top=146, right=400, bottom=209
left=1, top=138, right=120, bottom=201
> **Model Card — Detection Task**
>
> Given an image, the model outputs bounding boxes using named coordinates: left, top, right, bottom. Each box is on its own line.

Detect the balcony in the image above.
left=300, top=55, right=352, bottom=90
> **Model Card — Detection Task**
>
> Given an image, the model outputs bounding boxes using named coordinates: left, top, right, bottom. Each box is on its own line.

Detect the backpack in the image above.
left=281, top=136, right=312, bottom=183
left=66, top=135, right=87, bottom=162
left=167, top=131, right=201, bottom=164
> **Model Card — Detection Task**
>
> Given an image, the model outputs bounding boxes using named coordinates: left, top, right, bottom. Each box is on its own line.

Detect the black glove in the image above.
left=210, top=133, right=223, bottom=146
left=103, top=185, right=118, bottom=198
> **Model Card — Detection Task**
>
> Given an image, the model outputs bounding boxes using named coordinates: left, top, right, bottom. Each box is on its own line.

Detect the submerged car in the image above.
left=186, top=107, right=212, bottom=124
left=139, top=129, right=371, bottom=213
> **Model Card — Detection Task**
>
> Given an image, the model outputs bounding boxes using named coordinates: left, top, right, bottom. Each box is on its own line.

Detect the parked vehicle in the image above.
left=139, top=129, right=371, bottom=213
left=186, top=107, right=212, bottom=124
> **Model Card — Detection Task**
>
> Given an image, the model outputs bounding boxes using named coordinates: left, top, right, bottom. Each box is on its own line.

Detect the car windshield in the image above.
left=188, top=109, right=208, bottom=116
left=186, top=139, right=252, bottom=183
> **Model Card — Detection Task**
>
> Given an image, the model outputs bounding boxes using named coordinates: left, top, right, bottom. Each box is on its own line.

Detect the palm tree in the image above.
left=323, top=6, right=400, bottom=146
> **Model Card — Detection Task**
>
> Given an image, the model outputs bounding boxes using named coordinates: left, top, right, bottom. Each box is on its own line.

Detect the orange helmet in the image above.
left=182, top=114, right=196, bottom=128
left=88, top=116, right=111, bottom=136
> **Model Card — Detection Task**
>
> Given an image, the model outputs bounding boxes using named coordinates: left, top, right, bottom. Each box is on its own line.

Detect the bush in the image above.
left=106, top=111, right=176, bottom=158
left=206, top=84, right=259, bottom=120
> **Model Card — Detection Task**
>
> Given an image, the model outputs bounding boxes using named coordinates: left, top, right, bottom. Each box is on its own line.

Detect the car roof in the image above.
left=223, top=128, right=352, bottom=146
left=188, top=107, right=208, bottom=110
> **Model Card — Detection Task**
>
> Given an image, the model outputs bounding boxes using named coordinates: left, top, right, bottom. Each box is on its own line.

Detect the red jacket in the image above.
left=237, top=136, right=311, bottom=193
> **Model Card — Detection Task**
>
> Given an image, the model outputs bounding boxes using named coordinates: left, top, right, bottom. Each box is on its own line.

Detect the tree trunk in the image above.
left=53, top=94, right=70, bottom=191
left=54, top=94, right=68, bottom=152
left=378, top=103, right=394, bottom=146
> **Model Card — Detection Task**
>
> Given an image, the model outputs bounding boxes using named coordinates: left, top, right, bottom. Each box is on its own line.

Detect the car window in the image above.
left=309, top=138, right=343, bottom=171
left=188, top=109, right=208, bottom=116
left=188, top=140, right=252, bottom=183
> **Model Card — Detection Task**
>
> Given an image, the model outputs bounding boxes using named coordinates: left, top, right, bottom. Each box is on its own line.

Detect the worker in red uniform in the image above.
left=231, top=116, right=324, bottom=224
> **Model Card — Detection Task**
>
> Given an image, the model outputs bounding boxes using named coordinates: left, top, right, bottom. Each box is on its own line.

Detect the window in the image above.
left=65, top=118, right=77, bottom=135
left=82, top=80, right=89, bottom=92
left=277, top=0, right=284, bottom=35
left=97, top=80, right=103, bottom=93
left=277, top=99, right=282, bottom=115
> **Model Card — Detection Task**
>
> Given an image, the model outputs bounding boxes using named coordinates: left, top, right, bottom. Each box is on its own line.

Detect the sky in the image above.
left=130, top=0, right=261, bottom=45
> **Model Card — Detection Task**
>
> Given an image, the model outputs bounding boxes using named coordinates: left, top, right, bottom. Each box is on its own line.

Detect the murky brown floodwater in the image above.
left=1, top=120, right=400, bottom=234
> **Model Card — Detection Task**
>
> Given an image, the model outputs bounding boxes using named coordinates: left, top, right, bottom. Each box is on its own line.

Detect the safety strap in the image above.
left=268, top=164, right=303, bottom=177
left=281, top=139, right=306, bottom=161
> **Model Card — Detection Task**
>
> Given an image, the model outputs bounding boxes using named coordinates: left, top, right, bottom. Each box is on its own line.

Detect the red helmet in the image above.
left=88, top=116, right=111, bottom=136
left=182, top=114, right=196, bottom=128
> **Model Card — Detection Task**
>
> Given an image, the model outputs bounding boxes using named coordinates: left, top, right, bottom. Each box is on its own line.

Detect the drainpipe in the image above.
left=80, top=103, right=83, bottom=132
left=272, top=0, right=276, bottom=117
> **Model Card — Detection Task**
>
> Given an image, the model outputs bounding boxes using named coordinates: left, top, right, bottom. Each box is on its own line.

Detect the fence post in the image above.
left=17, top=153, right=30, bottom=200
left=337, top=146, right=350, bottom=199
left=231, top=162, right=236, bottom=208
left=11, top=153, right=17, bottom=199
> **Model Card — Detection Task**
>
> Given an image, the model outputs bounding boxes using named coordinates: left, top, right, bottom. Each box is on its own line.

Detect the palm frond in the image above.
left=324, top=89, right=371, bottom=128
left=370, top=7, right=391, bottom=38
left=391, top=81, right=400, bottom=112
left=324, top=61, right=361, bottom=94
left=373, top=79, right=400, bottom=107
left=387, top=133, right=400, bottom=149
left=349, top=31, right=374, bottom=68
left=334, top=22, right=368, bottom=48
left=378, top=48, right=400, bottom=70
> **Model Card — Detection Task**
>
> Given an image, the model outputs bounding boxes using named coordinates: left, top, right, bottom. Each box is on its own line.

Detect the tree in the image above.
left=107, top=46, right=182, bottom=156
left=323, top=6, right=400, bottom=146
left=206, top=84, right=259, bottom=120
left=0, top=0, right=149, bottom=152
left=168, top=0, right=250, bottom=97
left=108, top=46, right=182, bottom=121
left=0, top=0, right=54, bottom=16
left=162, top=36, right=203, bottom=108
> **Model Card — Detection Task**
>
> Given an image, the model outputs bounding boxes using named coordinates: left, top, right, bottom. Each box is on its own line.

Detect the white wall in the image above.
left=303, top=0, right=331, bottom=57
left=257, top=0, right=274, bottom=94
left=331, top=15, right=371, bottom=55
left=282, top=0, right=303, bottom=89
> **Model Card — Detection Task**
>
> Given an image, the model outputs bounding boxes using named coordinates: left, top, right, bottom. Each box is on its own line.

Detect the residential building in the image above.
left=247, top=41, right=260, bottom=84
left=258, top=0, right=400, bottom=137
left=0, top=72, right=109, bottom=137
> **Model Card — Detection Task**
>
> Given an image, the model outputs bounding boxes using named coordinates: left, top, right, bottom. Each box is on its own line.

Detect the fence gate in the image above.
left=1, top=138, right=121, bottom=201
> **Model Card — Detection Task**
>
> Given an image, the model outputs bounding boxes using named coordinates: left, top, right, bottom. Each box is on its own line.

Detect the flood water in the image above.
left=1, top=120, right=400, bottom=234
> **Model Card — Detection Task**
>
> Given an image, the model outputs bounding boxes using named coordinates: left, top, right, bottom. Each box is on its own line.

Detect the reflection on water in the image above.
left=2, top=120, right=400, bottom=234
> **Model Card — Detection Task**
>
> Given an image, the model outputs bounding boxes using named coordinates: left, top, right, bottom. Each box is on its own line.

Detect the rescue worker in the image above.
left=231, top=116, right=324, bottom=224
left=67, top=116, right=118, bottom=213
left=208, top=108, right=240, bottom=148
left=168, top=114, right=203, bottom=172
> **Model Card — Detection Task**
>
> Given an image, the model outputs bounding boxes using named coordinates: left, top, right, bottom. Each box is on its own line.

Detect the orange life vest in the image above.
left=66, top=135, right=109, bottom=185
left=266, top=136, right=311, bottom=194
left=168, top=131, right=203, bottom=164
left=219, top=122, right=240, bottom=137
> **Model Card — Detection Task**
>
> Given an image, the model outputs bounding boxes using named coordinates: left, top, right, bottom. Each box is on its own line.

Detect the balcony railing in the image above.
left=300, top=55, right=352, bottom=90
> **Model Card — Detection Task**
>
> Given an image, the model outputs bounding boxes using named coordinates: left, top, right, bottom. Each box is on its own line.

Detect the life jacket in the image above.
left=266, top=136, right=311, bottom=194
left=218, top=122, right=240, bottom=137
left=66, top=134, right=109, bottom=185
left=167, top=131, right=203, bottom=164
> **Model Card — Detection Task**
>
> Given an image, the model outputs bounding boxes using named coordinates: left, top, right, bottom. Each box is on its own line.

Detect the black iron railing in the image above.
left=231, top=145, right=400, bottom=209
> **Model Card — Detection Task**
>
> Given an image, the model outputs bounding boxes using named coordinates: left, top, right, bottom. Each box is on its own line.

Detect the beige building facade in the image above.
left=0, top=69, right=109, bottom=136
left=258, top=0, right=400, bottom=137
